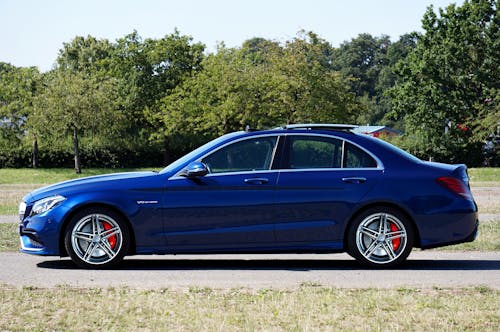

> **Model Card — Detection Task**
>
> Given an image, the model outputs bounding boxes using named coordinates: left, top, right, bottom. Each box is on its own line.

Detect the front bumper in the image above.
left=18, top=212, right=63, bottom=256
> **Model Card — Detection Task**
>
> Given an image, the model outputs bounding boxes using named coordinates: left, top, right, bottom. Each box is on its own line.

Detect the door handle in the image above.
left=342, top=177, right=367, bottom=184
left=244, top=178, right=269, bottom=184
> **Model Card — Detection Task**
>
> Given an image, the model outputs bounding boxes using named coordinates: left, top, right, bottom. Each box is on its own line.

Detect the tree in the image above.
left=52, top=31, right=206, bottom=165
left=0, top=63, right=41, bottom=167
left=155, top=33, right=359, bottom=151
left=388, top=0, right=499, bottom=163
left=113, top=31, right=205, bottom=162
left=57, top=35, right=114, bottom=72
left=331, top=33, right=417, bottom=126
left=32, top=71, right=124, bottom=173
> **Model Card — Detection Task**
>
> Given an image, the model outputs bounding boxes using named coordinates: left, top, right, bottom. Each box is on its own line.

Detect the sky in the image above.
left=0, top=0, right=464, bottom=72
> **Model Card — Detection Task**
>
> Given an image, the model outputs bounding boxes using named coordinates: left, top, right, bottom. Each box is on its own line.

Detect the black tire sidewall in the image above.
left=347, top=207, right=414, bottom=268
left=64, top=207, right=130, bottom=269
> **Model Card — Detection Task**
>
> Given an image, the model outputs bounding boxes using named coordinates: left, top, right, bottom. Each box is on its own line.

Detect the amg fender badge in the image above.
left=136, top=200, right=159, bottom=205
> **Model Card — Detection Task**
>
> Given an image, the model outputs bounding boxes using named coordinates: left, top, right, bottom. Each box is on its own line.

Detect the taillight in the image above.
left=436, top=176, right=471, bottom=199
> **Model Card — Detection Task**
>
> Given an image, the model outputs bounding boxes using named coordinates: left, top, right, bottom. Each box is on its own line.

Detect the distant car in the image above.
left=19, top=124, right=478, bottom=268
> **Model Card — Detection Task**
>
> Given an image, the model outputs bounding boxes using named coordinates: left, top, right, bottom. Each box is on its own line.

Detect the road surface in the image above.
left=1, top=251, right=498, bottom=289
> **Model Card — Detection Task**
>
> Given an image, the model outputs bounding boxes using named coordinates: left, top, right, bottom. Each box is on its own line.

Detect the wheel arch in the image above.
left=343, top=202, right=421, bottom=250
left=58, top=203, right=136, bottom=257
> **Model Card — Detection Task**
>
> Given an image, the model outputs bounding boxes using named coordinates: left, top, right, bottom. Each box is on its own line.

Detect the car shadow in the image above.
left=36, top=257, right=500, bottom=271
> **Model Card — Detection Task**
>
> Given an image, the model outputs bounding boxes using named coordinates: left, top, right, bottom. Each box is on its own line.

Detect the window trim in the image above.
left=170, top=132, right=384, bottom=180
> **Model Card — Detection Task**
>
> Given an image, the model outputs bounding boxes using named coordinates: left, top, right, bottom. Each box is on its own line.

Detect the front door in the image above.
left=163, top=135, right=280, bottom=251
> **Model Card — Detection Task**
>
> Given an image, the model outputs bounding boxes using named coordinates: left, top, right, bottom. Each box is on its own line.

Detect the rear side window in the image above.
left=286, top=136, right=342, bottom=169
left=344, top=142, right=377, bottom=168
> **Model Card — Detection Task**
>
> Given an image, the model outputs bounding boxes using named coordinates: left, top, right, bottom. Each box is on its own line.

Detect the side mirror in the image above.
left=181, top=161, right=209, bottom=178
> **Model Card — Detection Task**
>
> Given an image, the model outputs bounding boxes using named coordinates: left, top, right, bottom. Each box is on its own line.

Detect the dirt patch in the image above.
left=471, top=187, right=500, bottom=214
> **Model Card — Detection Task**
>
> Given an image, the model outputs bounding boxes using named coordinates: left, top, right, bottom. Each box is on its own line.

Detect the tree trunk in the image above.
left=73, top=127, right=81, bottom=174
left=32, top=137, right=39, bottom=169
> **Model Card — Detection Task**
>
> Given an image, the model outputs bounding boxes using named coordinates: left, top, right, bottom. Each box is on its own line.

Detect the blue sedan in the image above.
left=18, top=124, right=478, bottom=268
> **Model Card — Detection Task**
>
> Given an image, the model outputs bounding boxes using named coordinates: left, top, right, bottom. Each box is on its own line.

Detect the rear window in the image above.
left=365, top=135, right=422, bottom=163
left=344, top=142, right=377, bottom=168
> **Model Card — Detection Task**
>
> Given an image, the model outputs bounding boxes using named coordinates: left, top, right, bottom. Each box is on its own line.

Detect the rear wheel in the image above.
left=347, top=207, right=414, bottom=268
left=64, top=207, right=130, bottom=269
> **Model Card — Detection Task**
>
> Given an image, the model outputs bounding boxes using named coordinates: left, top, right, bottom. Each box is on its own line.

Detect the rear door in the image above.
left=274, top=134, right=383, bottom=248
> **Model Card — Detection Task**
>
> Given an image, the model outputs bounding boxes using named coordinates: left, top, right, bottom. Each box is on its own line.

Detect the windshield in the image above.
left=160, top=132, right=244, bottom=174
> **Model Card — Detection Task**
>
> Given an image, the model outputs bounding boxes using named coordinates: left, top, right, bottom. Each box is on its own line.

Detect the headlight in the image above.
left=19, top=201, right=27, bottom=221
left=30, top=195, right=66, bottom=217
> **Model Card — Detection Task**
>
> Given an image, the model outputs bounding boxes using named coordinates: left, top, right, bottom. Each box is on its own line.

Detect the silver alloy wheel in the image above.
left=355, top=212, right=407, bottom=264
left=71, top=213, right=123, bottom=265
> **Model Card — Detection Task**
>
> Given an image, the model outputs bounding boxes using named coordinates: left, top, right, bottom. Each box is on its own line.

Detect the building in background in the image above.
left=353, top=125, right=402, bottom=138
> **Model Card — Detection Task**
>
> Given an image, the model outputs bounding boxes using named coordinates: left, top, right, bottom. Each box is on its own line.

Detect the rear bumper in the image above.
left=420, top=219, right=478, bottom=250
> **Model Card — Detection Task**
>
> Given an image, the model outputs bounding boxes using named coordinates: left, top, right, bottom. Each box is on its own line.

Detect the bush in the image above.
left=0, top=146, right=31, bottom=168
left=386, top=132, right=484, bottom=167
left=0, top=143, right=167, bottom=169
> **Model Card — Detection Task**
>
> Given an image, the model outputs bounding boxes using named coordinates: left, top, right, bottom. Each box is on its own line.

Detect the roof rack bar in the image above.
left=278, top=124, right=358, bottom=131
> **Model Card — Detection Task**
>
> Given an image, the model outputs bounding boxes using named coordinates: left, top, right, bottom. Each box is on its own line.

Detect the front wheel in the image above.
left=64, top=207, right=130, bottom=269
left=347, top=207, right=414, bottom=268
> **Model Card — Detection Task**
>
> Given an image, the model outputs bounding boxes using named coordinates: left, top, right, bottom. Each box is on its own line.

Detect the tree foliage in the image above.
left=0, top=63, right=41, bottom=142
left=1, top=0, right=498, bottom=169
left=32, top=70, right=125, bottom=172
left=388, top=0, right=499, bottom=162
left=332, top=33, right=417, bottom=127
left=154, top=32, right=359, bottom=150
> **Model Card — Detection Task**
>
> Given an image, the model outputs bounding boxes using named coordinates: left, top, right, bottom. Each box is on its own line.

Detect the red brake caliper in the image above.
left=390, top=223, right=401, bottom=251
left=102, top=222, right=117, bottom=249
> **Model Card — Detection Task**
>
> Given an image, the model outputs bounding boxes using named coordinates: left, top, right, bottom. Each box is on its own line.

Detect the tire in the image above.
left=347, top=207, right=414, bottom=268
left=64, top=207, right=130, bottom=269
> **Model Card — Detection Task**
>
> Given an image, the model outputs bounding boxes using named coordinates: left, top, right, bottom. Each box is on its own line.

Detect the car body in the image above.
left=18, top=124, right=478, bottom=268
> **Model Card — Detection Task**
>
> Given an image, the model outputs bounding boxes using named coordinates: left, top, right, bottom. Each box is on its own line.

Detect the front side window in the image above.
left=286, top=136, right=342, bottom=169
left=202, top=136, right=277, bottom=174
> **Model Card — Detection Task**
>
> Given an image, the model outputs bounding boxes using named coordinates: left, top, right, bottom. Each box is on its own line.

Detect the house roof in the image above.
left=353, top=125, right=402, bottom=135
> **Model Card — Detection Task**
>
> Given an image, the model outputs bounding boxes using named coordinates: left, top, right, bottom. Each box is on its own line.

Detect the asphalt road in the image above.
left=1, top=251, right=498, bottom=289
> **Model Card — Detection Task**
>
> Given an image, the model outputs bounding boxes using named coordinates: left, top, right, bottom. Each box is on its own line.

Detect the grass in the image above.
left=0, top=223, right=18, bottom=252
left=0, top=285, right=498, bottom=331
left=0, top=167, right=159, bottom=185
left=468, top=167, right=500, bottom=186
left=0, top=168, right=158, bottom=214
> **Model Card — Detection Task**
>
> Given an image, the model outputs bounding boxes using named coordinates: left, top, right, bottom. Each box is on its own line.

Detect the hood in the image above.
left=24, top=171, right=158, bottom=203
